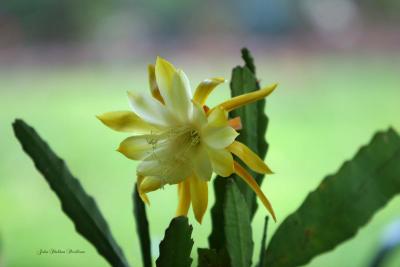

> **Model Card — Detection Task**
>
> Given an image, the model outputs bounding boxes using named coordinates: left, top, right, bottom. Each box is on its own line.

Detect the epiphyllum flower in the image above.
left=98, top=57, right=277, bottom=223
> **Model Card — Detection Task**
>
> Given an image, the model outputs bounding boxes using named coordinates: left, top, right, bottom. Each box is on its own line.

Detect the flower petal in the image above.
left=137, top=159, right=190, bottom=185
left=202, top=125, right=238, bottom=149
left=192, top=145, right=213, bottom=181
left=169, top=70, right=193, bottom=121
left=191, top=101, right=207, bottom=128
left=207, top=107, right=228, bottom=128
left=207, top=148, right=234, bottom=177
left=117, top=135, right=154, bottom=160
left=97, top=110, right=158, bottom=133
left=155, top=57, right=192, bottom=121
left=148, top=64, right=164, bottom=104
left=228, top=141, right=273, bottom=174
left=137, top=175, right=150, bottom=205
left=213, top=83, right=277, bottom=112
left=189, top=174, right=208, bottom=223
left=127, top=91, right=178, bottom=127
left=233, top=161, right=276, bottom=221
left=176, top=178, right=191, bottom=217
left=193, top=77, right=225, bottom=106
left=140, top=176, right=163, bottom=194
left=155, top=56, right=176, bottom=100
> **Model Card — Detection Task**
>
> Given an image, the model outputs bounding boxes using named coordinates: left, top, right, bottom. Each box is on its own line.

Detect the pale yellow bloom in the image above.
left=98, top=57, right=277, bottom=223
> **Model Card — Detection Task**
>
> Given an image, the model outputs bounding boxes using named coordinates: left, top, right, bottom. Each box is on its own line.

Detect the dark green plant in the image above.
left=13, top=49, right=400, bottom=267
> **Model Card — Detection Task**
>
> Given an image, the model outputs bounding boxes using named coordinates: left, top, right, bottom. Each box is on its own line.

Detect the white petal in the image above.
left=127, top=91, right=178, bottom=127
left=155, top=57, right=176, bottom=101
left=207, top=107, right=228, bottom=128
left=192, top=145, right=213, bottom=181
left=168, top=70, right=193, bottom=122
left=202, top=125, right=239, bottom=149
left=117, top=135, right=154, bottom=160
left=137, top=158, right=191, bottom=185
left=191, top=102, right=207, bottom=128
left=154, top=57, right=193, bottom=122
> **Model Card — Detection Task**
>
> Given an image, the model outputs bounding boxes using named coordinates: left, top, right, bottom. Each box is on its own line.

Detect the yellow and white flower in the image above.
left=98, top=57, right=277, bottom=223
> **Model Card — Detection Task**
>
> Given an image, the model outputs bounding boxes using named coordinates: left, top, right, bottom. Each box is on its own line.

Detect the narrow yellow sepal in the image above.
left=97, top=110, right=157, bottom=133
left=140, top=176, right=163, bottom=194
left=228, top=141, right=273, bottom=174
left=193, top=77, right=225, bottom=106
left=213, top=83, right=277, bottom=113
left=148, top=64, right=165, bottom=104
left=234, top=161, right=276, bottom=221
left=176, top=178, right=191, bottom=217
left=137, top=175, right=150, bottom=205
left=189, top=174, right=208, bottom=224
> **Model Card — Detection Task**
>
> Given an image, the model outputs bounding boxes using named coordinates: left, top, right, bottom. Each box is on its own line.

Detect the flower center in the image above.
left=146, top=126, right=200, bottom=147
left=143, top=126, right=201, bottom=182
left=189, top=129, right=200, bottom=146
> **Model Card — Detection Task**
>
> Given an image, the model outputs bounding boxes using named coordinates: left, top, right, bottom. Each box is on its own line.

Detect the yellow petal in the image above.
left=189, top=174, right=208, bottom=223
left=137, top=175, right=150, bottom=205
left=202, top=125, right=239, bottom=149
left=207, top=148, right=234, bottom=177
left=207, top=107, right=228, bottom=128
left=97, top=111, right=157, bottom=133
left=228, top=141, right=273, bottom=174
left=192, top=145, right=213, bottom=181
left=148, top=64, right=165, bottom=104
left=176, top=178, right=191, bottom=217
left=117, top=135, right=154, bottom=160
left=193, top=77, right=225, bottom=106
left=213, top=83, right=277, bottom=113
left=233, top=161, right=276, bottom=221
left=155, top=57, right=176, bottom=100
left=140, top=176, right=163, bottom=194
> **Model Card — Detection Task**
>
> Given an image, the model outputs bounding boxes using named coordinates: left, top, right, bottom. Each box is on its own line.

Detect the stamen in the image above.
left=144, top=126, right=201, bottom=180
left=190, top=129, right=200, bottom=145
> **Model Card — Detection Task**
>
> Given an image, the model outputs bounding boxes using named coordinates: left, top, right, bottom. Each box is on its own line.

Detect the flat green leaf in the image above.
left=265, top=128, right=400, bottom=267
left=257, top=216, right=269, bottom=267
left=12, top=119, right=129, bottom=267
left=208, top=48, right=269, bottom=261
left=224, top=179, right=253, bottom=267
left=197, top=248, right=230, bottom=267
left=230, top=64, right=269, bottom=217
left=156, top=216, right=193, bottom=267
left=208, top=177, right=229, bottom=250
left=133, top=184, right=152, bottom=267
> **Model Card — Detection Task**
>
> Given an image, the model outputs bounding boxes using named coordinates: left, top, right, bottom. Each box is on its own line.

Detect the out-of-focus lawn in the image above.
left=0, top=53, right=399, bottom=267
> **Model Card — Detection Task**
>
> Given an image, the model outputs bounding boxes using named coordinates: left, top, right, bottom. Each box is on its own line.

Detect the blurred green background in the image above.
left=1, top=1, right=400, bottom=266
